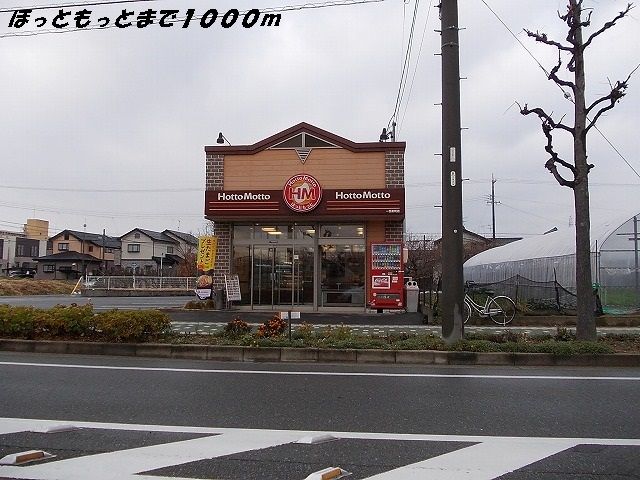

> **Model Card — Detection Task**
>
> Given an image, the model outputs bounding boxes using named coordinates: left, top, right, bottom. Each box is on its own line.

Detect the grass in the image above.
left=0, top=279, right=76, bottom=296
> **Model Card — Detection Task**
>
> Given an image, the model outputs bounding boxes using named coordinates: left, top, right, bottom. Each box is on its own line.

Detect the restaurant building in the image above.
left=204, top=123, right=406, bottom=310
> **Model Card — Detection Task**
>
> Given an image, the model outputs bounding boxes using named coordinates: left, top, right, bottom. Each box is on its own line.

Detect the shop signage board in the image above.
left=206, top=188, right=404, bottom=219
left=197, top=236, right=218, bottom=272
left=225, top=274, right=242, bottom=302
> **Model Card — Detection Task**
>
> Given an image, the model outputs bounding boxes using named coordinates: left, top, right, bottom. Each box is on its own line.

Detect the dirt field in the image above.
left=0, top=279, right=76, bottom=296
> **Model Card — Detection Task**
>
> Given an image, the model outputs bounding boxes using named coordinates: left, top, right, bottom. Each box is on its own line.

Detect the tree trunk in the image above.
left=572, top=2, right=597, bottom=341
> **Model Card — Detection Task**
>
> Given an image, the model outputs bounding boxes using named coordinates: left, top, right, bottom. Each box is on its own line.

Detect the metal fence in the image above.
left=85, top=276, right=197, bottom=290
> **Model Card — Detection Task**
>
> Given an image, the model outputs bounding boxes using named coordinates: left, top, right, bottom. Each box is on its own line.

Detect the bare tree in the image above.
left=520, top=0, right=633, bottom=341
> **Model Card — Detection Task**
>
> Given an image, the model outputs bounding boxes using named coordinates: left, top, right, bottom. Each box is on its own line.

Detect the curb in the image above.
left=1, top=339, right=640, bottom=367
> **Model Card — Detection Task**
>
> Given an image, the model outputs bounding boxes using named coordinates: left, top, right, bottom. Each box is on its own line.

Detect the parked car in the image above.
left=8, top=270, right=34, bottom=278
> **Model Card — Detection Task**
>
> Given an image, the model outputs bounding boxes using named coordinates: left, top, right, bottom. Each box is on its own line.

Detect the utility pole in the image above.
left=439, top=0, right=464, bottom=342
left=490, top=174, right=497, bottom=240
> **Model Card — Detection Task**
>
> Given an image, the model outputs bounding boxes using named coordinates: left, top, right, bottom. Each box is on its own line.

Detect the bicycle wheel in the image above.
left=487, top=296, right=516, bottom=325
left=463, top=300, right=471, bottom=324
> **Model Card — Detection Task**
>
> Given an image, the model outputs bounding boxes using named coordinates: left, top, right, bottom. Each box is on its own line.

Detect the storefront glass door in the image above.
left=252, top=246, right=313, bottom=308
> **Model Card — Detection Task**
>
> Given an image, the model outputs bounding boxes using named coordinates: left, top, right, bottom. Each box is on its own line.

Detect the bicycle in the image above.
left=463, top=283, right=516, bottom=326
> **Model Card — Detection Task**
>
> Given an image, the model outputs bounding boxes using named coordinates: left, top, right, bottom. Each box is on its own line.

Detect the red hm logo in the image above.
left=283, top=174, right=322, bottom=212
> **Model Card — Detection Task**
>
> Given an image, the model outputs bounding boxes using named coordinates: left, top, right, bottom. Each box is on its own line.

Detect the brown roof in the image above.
left=204, top=122, right=406, bottom=155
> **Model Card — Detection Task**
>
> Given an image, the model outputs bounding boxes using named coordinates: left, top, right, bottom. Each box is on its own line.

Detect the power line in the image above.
left=388, top=0, right=420, bottom=131
left=0, top=184, right=201, bottom=193
left=1, top=0, right=159, bottom=14
left=480, top=0, right=640, bottom=182
left=398, top=0, right=434, bottom=133
left=0, top=0, right=387, bottom=38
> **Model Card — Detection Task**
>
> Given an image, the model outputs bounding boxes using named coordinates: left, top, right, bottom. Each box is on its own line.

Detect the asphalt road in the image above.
left=1, top=353, right=639, bottom=479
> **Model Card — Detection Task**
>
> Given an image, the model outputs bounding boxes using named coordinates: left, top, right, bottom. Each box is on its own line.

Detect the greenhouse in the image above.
left=463, top=210, right=640, bottom=314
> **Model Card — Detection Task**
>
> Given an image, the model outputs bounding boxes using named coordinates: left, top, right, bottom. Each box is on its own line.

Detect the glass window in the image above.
left=233, top=225, right=254, bottom=241
left=320, top=243, right=365, bottom=306
left=134, top=233, right=140, bottom=239
left=320, top=225, right=365, bottom=239
left=128, top=244, right=140, bottom=253
left=43, top=265, right=55, bottom=273
left=16, top=245, right=25, bottom=256
left=294, top=225, right=316, bottom=243
left=272, top=134, right=303, bottom=149
left=58, top=243, right=69, bottom=251
left=30, top=245, right=39, bottom=257
left=232, top=245, right=252, bottom=305
left=88, top=246, right=93, bottom=253
left=304, top=134, right=335, bottom=148
left=167, top=246, right=174, bottom=254
left=254, top=225, right=293, bottom=241
left=63, top=233, right=69, bottom=240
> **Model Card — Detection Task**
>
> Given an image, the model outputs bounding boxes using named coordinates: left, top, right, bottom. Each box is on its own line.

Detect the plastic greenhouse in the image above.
left=464, top=211, right=640, bottom=314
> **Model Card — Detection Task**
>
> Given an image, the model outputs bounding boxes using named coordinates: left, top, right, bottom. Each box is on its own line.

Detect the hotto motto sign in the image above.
left=283, top=174, right=322, bottom=213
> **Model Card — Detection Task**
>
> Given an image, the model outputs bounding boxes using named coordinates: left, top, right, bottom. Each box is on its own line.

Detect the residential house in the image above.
left=34, top=251, right=103, bottom=280
left=120, top=228, right=196, bottom=275
left=1, top=219, right=49, bottom=276
left=43, top=229, right=121, bottom=277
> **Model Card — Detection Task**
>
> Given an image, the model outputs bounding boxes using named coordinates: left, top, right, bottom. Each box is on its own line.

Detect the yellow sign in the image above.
left=197, top=236, right=218, bottom=272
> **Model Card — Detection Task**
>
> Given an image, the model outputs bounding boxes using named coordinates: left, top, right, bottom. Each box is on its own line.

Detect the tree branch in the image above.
left=519, top=104, right=574, bottom=134
left=585, top=74, right=630, bottom=133
left=524, top=29, right=573, bottom=51
left=520, top=104, right=577, bottom=188
left=549, top=53, right=577, bottom=92
left=583, top=3, right=633, bottom=50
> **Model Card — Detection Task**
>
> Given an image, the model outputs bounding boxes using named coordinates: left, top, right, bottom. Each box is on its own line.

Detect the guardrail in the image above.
left=85, top=276, right=197, bottom=290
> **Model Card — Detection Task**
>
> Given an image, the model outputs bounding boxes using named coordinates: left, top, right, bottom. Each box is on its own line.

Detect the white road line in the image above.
left=363, top=439, right=578, bottom=480
left=1, top=418, right=640, bottom=480
left=1, top=361, right=639, bottom=381
left=0, top=429, right=300, bottom=480
left=3, top=418, right=640, bottom=446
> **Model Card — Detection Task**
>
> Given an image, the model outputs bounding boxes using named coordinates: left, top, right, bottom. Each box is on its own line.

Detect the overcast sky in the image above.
left=0, top=0, right=638, bottom=240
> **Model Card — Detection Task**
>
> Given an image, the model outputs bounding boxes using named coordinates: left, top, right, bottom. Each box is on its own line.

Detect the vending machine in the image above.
left=369, top=243, right=404, bottom=310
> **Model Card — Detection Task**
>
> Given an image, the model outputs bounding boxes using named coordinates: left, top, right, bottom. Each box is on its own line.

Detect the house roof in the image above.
left=204, top=122, right=406, bottom=155
left=435, top=228, right=489, bottom=245
left=163, top=229, right=198, bottom=246
left=52, top=230, right=121, bottom=249
left=121, top=228, right=178, bottom=244
left=34, top=251, right=102, bottom=263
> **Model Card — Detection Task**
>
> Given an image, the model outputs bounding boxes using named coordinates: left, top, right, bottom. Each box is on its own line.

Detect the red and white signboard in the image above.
left=283, top=174, right=322, bottom=213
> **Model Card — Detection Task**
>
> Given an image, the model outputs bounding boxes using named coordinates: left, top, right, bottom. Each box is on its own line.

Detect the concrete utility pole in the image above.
left=491, top=174, right=497, bottom=240
left=440, top=0, right=464, bottom=342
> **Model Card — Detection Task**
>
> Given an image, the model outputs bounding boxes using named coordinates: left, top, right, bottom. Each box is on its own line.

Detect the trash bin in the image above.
left=213, top=288, right=226, bottom=310
left=404, top=281, right=419, bottom=313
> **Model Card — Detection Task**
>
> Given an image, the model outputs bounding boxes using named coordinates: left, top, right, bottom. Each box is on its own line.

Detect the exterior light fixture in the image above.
left=217, top=132, right=230, bottom=145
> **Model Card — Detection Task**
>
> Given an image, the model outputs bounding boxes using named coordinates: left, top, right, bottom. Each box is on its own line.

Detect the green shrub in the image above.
left=554, top=326, right=576, bottom=341
left=294, top=322, right=315, bottom=340
left=224, top=317, right=251, bottom=337
left=35, top=304, right=94, bottom=338
left=184, top=300, right=204, bottom=309
left=0, top=305, right=37, bottom=338
left=93, top=309, right=171, bottom=342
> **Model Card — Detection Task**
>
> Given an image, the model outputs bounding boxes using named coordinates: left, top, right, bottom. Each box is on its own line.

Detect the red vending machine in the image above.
left=369, top=243, right=404, bottom=310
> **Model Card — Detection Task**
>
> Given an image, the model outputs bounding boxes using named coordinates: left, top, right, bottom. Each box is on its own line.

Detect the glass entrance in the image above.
left=252, top=246, right=313, bottom=307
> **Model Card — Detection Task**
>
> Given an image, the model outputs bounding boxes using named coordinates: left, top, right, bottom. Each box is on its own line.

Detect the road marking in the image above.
left=1, top=361, right=639, bottom=381
left=1, top=418, right=639, bottom=480
left=362, top=439, right=577, bottom=480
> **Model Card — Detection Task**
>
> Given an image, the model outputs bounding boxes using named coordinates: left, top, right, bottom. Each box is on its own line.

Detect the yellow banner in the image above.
left=197, top=236, right=218, bottom=272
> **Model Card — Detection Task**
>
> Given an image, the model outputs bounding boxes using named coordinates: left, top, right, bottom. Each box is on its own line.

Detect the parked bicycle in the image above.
left=464, top=282, right=516, bottom=325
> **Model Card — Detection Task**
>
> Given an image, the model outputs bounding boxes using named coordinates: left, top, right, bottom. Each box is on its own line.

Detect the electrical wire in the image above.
left=480, top=0, right=640, bottom=182
left=0, top=0, right=387, bottom=38
left=0, top=184, right=201, bottom=193
left=398, top=0, right=433, bottom=133
left=388, top=0, right=420, bottom=132
left=1, top=0, right=159, bottom=13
